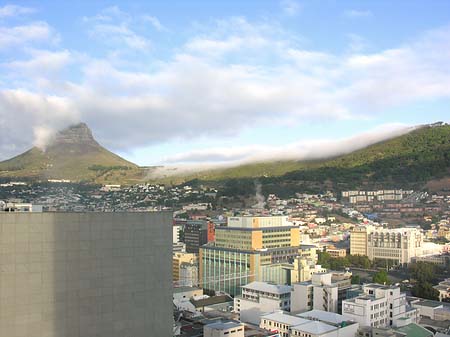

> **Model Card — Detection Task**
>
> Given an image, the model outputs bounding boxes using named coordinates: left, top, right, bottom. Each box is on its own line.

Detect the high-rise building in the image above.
left=342, top=284, right=419, bottom=328
left=200, top=216, right=309, bottom=296
left=184, top=220, right=209, bottom=254
left=0, top=212, right=172, bottom=337
left=350, top=225, right=373, bottom=256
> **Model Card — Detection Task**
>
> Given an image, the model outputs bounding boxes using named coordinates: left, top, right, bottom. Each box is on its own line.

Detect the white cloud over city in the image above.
left=0, top=4, right=450, bottom=165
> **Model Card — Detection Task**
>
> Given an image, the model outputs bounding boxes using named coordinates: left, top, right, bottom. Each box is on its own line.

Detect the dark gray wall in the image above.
left=0, top=212, right=172, bottom=337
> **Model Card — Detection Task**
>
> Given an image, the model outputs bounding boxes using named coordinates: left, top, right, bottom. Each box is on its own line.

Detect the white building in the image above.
left=173, top=224, right=181, bottom=244
left=260, top=310, right=359, bottom=337
left=291, top=271, right=352, bottom=313
left=342, top=284, right=418, bottom=328
left=367, top=228, right=423, bottom=264
left=227, top=216, right=291, bottom=228
left=234, top=281, right=291, bottom=325
left=204, top=320, right=245, bottom=337
left=434, top=278, right=450, bottom=302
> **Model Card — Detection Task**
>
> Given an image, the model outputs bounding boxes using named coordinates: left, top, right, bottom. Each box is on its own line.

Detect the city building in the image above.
left=179, top=261, right=199, bottom=287
left=434, top=278, right=450, bottom=302
left=288, top=256, right=327, bottom=283
left=326, top=246, right=347, bottom=258
left=291, top=271, right=353, bottom=314
left=350, top=225, right=373, bottom=256
left=409, top=298, right=450, bottom=321
left=260, top=310, right=359, bottom=337
left=204, top=320, right=245, bottom=337
left=367, top=228, right=423, bottom=264
left=173, top=224, right=182, bottom=243
left=234, top=281, right=292, bottom=324
left=0, top=212, right=172, bottom=337
left=173, top=252, right=197, bottom=285
left=200, top=216, right=307, bottom=296
left=184, top=220, right=209, bottom=253
left=342, top=284, right=418, bottom=328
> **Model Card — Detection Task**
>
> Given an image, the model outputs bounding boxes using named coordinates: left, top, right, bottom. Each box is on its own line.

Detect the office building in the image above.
left=0, top=212, right=172, bottom=337
left=342, top=284, right=418, bottom=328
left=291, top=271, right=353, bottom=314
left=350, top=225, right=373, bottom=256
left=234, top=281, right=292, bottom=324
left=367, top=228, right=423, bottom=264
left=184, top=220, right=209, bottom=254
left=200, top=216, right=306, bottom=296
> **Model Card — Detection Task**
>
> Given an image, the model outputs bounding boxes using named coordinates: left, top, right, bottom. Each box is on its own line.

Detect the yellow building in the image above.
left=173, top=252, right=197, bottom=282
left=327, top=246, right=347, bottom=258
left=200, top=216, right=310, bottom=296
left=350, top=225, right=372, bottom=256
left=289, top=256, right=326, bottom=283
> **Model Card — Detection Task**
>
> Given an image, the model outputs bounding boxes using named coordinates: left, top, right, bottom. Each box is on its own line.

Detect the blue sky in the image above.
left=0, top=1, right=449, bottom=167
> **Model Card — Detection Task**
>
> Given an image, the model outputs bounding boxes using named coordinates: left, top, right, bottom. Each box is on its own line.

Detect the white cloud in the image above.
left=1, top=12, right=450, bottom=164
left=281, top=0, right=301, bottom=16
left=0, top=89, right=79, bottom=154
left=89, top=23, right=151, bottom=50
left=344, top=9, right=373, bottom=18
left=0, top=22, right=54, bottom=49
left=83, top=6, right=154, bottom=51
left=162, top=124, right=414, bottom=165
left=0, top=4, right=34, bottom=18
left=142, top=15, right=166, bottom=31
left=4, top=49, right=71, bottom=75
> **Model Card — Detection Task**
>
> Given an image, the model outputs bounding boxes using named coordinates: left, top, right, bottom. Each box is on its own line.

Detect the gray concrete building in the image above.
left=0, top=212, right=172, bottom=337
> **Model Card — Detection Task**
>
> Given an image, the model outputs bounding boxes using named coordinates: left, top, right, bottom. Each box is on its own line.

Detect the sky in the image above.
left=0, top=0, right=449, bottom=167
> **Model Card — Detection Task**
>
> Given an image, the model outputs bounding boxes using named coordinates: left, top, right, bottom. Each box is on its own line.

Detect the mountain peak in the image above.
left=49, top=122, right=98, bottom=148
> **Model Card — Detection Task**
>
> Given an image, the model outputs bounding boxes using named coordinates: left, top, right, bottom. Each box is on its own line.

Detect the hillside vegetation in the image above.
left=0, top=123, right=449, bottom=190
left=181, top=124, right=450, bottom=195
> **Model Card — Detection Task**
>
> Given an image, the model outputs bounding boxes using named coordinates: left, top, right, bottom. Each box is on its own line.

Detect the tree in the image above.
left=317, top=251, right=332, bottom=269
left=411, top=282, right=439, bottom=300
left=409, top=262, right=436, bottom=283
left=351, top=275, right=361, bottom=285
left=373, top=270, right=390, bottom=284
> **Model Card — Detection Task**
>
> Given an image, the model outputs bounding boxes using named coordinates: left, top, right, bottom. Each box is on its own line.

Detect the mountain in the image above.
left=0, top=123, right=143, bottom=183
left=175, top=123, right=450, bottom=195
left=1, top=122, right=449, bottom=190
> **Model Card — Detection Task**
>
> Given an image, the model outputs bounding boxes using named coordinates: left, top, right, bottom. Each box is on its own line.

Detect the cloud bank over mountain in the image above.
left=1, top=4, right=450, bottom=164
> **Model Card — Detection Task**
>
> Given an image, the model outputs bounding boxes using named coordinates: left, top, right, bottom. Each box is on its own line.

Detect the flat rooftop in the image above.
left=297, top=310, right=350, bottom=325
left=243, top=281, right=291, bottom=295
left=292, top=321, right=337, bottom=335
left=261, top=312, right=309, bottom=326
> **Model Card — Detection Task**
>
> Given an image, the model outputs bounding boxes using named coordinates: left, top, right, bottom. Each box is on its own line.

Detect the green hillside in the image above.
left=1, top=122, right=449, bottom=190
left=179, top=123, right=450, bottom=194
